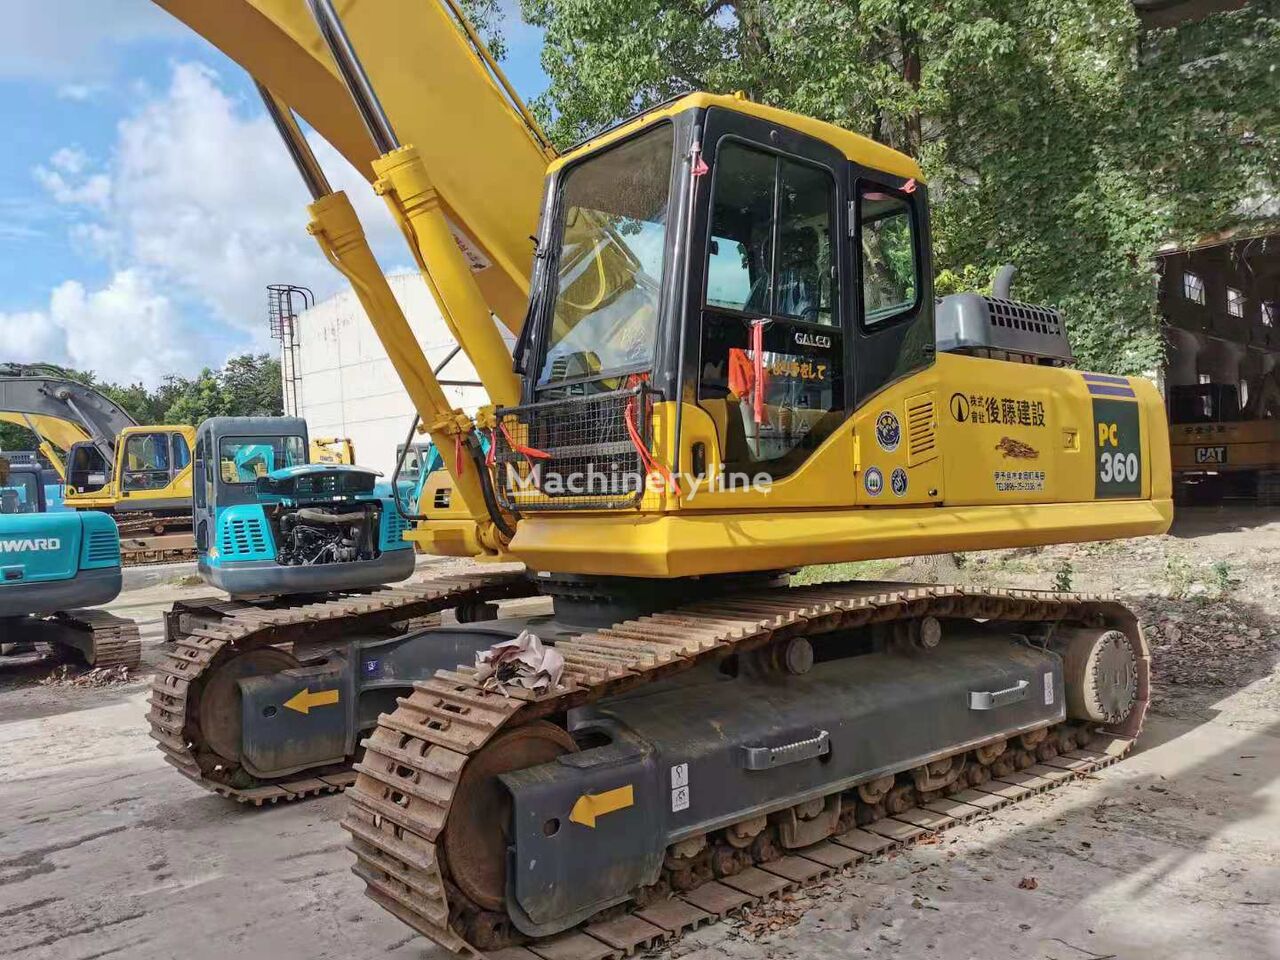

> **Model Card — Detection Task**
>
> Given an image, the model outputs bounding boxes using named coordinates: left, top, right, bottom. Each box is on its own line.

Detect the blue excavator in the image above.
left=190, top=416, right=416, bottom=596
left=0, top=455, right=139, bottom=668
left=150, top=416, right=500, bottom=801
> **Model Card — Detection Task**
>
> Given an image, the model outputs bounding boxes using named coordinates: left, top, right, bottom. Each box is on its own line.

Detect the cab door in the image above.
left=119, top=430, right=192, bottom=501
left=689, top=108, right=851, bottom=501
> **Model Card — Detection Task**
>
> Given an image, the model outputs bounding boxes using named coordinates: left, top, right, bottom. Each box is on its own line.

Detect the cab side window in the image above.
left=857, top=185, right=919, bottom=327
left=705, top=143, right=837, bottom=325
left=172, top=433, right=192, bottom=471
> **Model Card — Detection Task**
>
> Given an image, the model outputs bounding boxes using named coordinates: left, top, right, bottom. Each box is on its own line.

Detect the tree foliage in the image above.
left=520, top=0, right=1280, bottom=373
left=0, top=355, right=282, bottom=454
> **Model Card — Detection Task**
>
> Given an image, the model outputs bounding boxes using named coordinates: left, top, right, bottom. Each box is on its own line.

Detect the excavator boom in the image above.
left=0, top=413, right=88, bottom=455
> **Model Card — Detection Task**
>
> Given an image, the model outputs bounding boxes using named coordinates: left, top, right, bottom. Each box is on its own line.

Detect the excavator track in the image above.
left=342, top=581, right=1149, bottom=956
left=146, top=570, right=540, bottom=804
left=119, top=535, right=197, bottom=567
left=115, top=513, right=197, bottom=566
left=55, top=608, right=142, bottom=670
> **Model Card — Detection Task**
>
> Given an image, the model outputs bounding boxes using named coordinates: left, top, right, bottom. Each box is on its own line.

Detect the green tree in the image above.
left=162, top=369, right=231, bottom=426
left=218, top=354, right=284, bottom=419
left=520, top=0, right=1280, bottom=373
left=162, top=355, right=283, bottom=425
left=0, top=354, right=283, bottom=460
left=0, top=421, right=32, bottom=454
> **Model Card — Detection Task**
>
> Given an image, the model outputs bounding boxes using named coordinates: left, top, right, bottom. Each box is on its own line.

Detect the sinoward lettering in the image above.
left=0, top=538, right=61, bottom=552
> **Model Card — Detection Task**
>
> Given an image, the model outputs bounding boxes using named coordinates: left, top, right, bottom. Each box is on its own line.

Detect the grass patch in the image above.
left=791, top=559, right=900, bottom=586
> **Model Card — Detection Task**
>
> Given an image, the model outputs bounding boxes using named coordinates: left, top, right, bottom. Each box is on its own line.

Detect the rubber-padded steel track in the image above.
left=145, top=571, right=540, bottom=805
left=341, top=582, right=1150, bottom=956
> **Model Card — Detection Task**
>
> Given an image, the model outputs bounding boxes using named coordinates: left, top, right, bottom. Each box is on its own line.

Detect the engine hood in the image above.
left=256, top=463, right=382, bottom=503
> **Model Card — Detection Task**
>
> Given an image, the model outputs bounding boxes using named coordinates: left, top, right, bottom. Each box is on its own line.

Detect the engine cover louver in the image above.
left=906, top=393, right=938, bottom=467
left=221, top=517, right=269, bottom=558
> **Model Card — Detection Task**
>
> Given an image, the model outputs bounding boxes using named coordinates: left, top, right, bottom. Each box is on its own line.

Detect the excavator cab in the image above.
left=508, top=98, right=929, bottom=506
left=112, top=426, right=195, bottom=509
left=0, top=460, right=44, bottom=515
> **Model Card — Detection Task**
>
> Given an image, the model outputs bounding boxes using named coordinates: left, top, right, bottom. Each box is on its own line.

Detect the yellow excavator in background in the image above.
left=309, top=435, right=356, bottom=464
left=1167, top=381, right=1280, bottom=504
left=151, top=1, right=1172, bottom=954
left=0, top=367, right=197, bottom=563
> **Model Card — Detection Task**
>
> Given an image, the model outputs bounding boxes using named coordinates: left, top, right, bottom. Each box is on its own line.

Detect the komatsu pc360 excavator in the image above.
left=151, top=0, right=1172, bottom=953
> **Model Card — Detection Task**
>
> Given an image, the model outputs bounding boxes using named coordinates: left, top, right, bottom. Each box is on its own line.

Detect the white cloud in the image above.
left=0, top=0, right=182, bottom=80
left=33, top=151, right=111, bottom=208
left=57, top=83, right=106, bottom=102
left=62, top=61, right=401, bottom=334
left=20, top=61, right=406, bottom=384
left=0, top=271, right=197, bottom=386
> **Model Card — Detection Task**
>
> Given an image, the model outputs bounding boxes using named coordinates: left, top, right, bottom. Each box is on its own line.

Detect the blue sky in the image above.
left=0, top=0, right=547, bottom=387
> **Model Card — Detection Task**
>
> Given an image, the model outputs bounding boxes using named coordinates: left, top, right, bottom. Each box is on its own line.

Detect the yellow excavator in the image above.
left=150, top=1, right=1171, bottom=953
left=0, top=368, right=197, bottom=563
left=310, top=435, right=356, bottom=464
left=1167, top=381, right=1280, bottom=504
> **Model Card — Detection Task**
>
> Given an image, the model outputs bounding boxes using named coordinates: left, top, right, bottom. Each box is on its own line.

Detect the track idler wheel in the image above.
left=196, top=648, right=301, bottom=764
left=1056, top=627, right=1138, bottom=725
left=443, top=721, right=578, bottom=913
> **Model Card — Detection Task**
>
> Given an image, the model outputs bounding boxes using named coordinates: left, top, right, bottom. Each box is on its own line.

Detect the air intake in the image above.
left=86, top=530, right=121, bottom=564
left=905, top=393, right=938, bottom=466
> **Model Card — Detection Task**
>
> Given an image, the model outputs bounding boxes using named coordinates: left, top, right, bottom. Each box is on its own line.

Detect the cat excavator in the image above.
left=151, top=0, right=1172, bottom=954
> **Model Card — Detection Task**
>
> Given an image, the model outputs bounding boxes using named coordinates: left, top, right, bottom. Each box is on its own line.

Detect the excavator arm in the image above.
left=0, top=374, right=137, bottom=467
left=151, top=0, right=552, bottom=335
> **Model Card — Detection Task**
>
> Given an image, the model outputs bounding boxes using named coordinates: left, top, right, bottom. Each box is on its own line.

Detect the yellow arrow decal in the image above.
left=569, top=785, right=634, bottom=828
left=282, top=687, right=340, bottom=715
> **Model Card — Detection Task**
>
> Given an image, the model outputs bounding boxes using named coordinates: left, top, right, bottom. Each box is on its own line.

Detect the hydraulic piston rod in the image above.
left=256, top=84, right=511, bottom=556
left=303, top=0, right=521, bottom=409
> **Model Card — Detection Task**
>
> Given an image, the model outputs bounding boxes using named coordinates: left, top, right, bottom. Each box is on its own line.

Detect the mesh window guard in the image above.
left=491, top=385, right=656, bottom=511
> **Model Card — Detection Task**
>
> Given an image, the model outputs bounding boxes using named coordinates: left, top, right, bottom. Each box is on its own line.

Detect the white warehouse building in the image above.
left=286, top=272, right=510, bottom=477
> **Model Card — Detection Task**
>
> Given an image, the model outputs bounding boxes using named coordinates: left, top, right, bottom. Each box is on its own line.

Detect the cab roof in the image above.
left=550, top=91, right=923, bottom=183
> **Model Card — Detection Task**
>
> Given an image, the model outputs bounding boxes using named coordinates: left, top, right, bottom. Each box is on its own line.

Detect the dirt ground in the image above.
left=1, top=508, right=1277, bottom=960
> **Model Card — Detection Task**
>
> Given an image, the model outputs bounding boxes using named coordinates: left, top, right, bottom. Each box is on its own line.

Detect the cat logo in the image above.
left=1195, top=446, right=1227, bottom=465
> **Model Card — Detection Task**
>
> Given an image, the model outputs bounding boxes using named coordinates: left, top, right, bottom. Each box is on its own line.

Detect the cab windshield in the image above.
left=0, top=471, right=41, bottom=514
left=537, top=122, right=675, bottom=388
left=218, top=437, right=307, bottom=484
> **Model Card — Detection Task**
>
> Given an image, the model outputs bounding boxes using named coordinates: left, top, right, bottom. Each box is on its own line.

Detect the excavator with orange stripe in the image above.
left=147, top=0, right=1172, bottom=953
